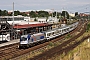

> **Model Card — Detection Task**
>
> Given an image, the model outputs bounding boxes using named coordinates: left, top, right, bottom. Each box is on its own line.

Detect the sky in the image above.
left=0, top=0, right=90, bottom=13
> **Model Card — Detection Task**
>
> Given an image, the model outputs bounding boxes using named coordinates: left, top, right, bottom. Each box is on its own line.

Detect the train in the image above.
left=19, top=22, right=78, bottom=48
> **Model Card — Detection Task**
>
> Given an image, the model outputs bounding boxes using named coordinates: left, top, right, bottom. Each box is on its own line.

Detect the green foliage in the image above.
left=22, top=13, right=28, bottom=16
left=49, top=42, right=54, bottom=47
left=0, top=10, right=8, bottom=16
left=29, top=11, right=38, bottom=18
left=75, top=12, right=78, bottom=16
left=60, top=52, right=65, bottom=58
left=0, top=9, right=65, bottom=19
left=38, top=11, right=49, bottom=17
left=0, top=10, right=2, bottom=16
left=14, top=10, right=21, bottom=16
left=66, top=33, right=71, bottom=39
left=29, top=11, right=49, bottom=18
left=87, top=23, right=90, bottom=31
left=61, top=11, right=69, bottom=19
left=53, top=12, right=61, bottom=18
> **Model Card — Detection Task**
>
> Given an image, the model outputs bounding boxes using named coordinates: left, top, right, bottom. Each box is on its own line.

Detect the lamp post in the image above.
left=13, top=2, right=14, bottom=26
left=12, top=2, right=14, bottom=40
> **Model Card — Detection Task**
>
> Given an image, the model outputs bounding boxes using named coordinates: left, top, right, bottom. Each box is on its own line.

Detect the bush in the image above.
left=49, top=42, right=54, bottom=47
left=66, top=34, right=71, bottom=39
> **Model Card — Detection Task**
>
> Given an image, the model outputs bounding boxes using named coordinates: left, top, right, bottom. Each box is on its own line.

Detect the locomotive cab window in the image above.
left=47, top=33, right=50, bottom=36
left=48, top=33, right=51, bottom=36
left=21, top=37, right=27, bottom=41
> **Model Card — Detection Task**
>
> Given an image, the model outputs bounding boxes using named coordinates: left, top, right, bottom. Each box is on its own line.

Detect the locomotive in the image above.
left=19, top=22, right=78, bottom=48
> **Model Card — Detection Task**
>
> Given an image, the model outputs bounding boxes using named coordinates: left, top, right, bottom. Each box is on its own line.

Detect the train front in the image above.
left=19, top=34, right=31, bottom=48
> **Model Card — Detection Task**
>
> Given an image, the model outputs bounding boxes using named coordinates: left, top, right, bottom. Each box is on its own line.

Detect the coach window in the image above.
left=50, top=32, right=53, bottom=36
left=66, top=29, right=67, bottom=31
left=67, top=28, right=69, bottom=31
left=49, top=33, right=51, bottom=36
left=47, top=34, right=49, bottom=36
left=70, top=27, right=72, bottom=29
left=52, top=32, right=54, bottom=35
left=50, top=33, right=51, bottom=36
left=55, top=31, right=57, bottom=34
left=65, top=29, right=66, bottom=32
left=68, top=28, right=69, bottom=31
left=62, top=30, right=63, bottom=33
left=66, top=29, right=67, bottom=32
left=56, top=31, right=58, bottom=34
left=59, top=30, right=60, bottom=33
left=47, top=33, right=49, bottom=36
left=57, top=31, right=58, bottom=33
left=48, top=33, right=50, bottom=36
left=63, top=29, right=64, bottom=32
left=74, top=25, right=76, bottom=27
left=58, top=30, right=61, bottom=33
left=63, top=29, right=65, bottom=32
left=64, top=29, right=66, bottom=32
left=58, top=30, right=60, bottom=33
left=53, top=32, right=55, bottom=34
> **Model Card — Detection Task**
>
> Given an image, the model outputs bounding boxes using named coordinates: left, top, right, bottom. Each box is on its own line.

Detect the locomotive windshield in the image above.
left=21, top=37, right=27, bottom=41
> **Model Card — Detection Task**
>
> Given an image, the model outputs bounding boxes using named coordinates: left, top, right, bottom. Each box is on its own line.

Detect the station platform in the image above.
left=0, top=39, right=19, bottom=48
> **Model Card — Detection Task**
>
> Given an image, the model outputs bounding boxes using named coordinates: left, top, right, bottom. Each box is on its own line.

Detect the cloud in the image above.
left=0, top=0, right=90, bottom=13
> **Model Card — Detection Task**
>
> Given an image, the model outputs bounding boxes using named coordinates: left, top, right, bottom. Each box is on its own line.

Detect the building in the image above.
left=69, top=13, right=75, bottom=17
left=24, top=17, right=30, bottom=22
left=47, top=16, right=59, bottom=24
left=0, top=16, right=52, bottom=40
left=37, top=17, right=47, bottom=23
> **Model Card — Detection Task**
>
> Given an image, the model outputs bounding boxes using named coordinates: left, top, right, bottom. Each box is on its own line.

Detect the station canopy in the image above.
left=13, top=23, right=51, bottom=29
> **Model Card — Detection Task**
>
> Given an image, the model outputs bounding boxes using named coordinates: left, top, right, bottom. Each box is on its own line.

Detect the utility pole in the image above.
left=51, top=9, right=54, bottom=18
left=12, top=2, right=14, bottom=39
left=65, top=11, right=67, bottom=19
left=13, top=2, right=14, bottom=26
left=56, top=10, right=57, bottom=19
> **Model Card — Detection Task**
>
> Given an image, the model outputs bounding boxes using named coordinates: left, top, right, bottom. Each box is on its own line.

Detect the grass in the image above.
left=48, top=29, right=90, bottom=60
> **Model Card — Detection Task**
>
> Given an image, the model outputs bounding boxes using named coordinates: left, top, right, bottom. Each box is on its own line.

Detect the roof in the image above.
left=13, top=23, right=51, bottom=29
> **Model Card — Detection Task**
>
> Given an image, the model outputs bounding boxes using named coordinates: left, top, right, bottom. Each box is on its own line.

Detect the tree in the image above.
left=53, top=11, right=61, bottom=18
left=29, top=11, right=38, bottom=18
left=14, top=10, right=21, bottom=16
left=38, top=11, right=49, bottom=17
left=1, top=10, right=8, bottom=16
left=21, top=12, right=28, bottom=16
left=75, top=12, right=78, bottom=16
left=61, top=11, right=69, bottom=19
left=0, top=10, right=1, bottom=16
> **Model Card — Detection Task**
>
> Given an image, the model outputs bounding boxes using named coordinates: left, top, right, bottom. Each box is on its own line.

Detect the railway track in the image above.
left=0, top=21, right=85, bottom=60
left=28, top=21, right=87, bottom=60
